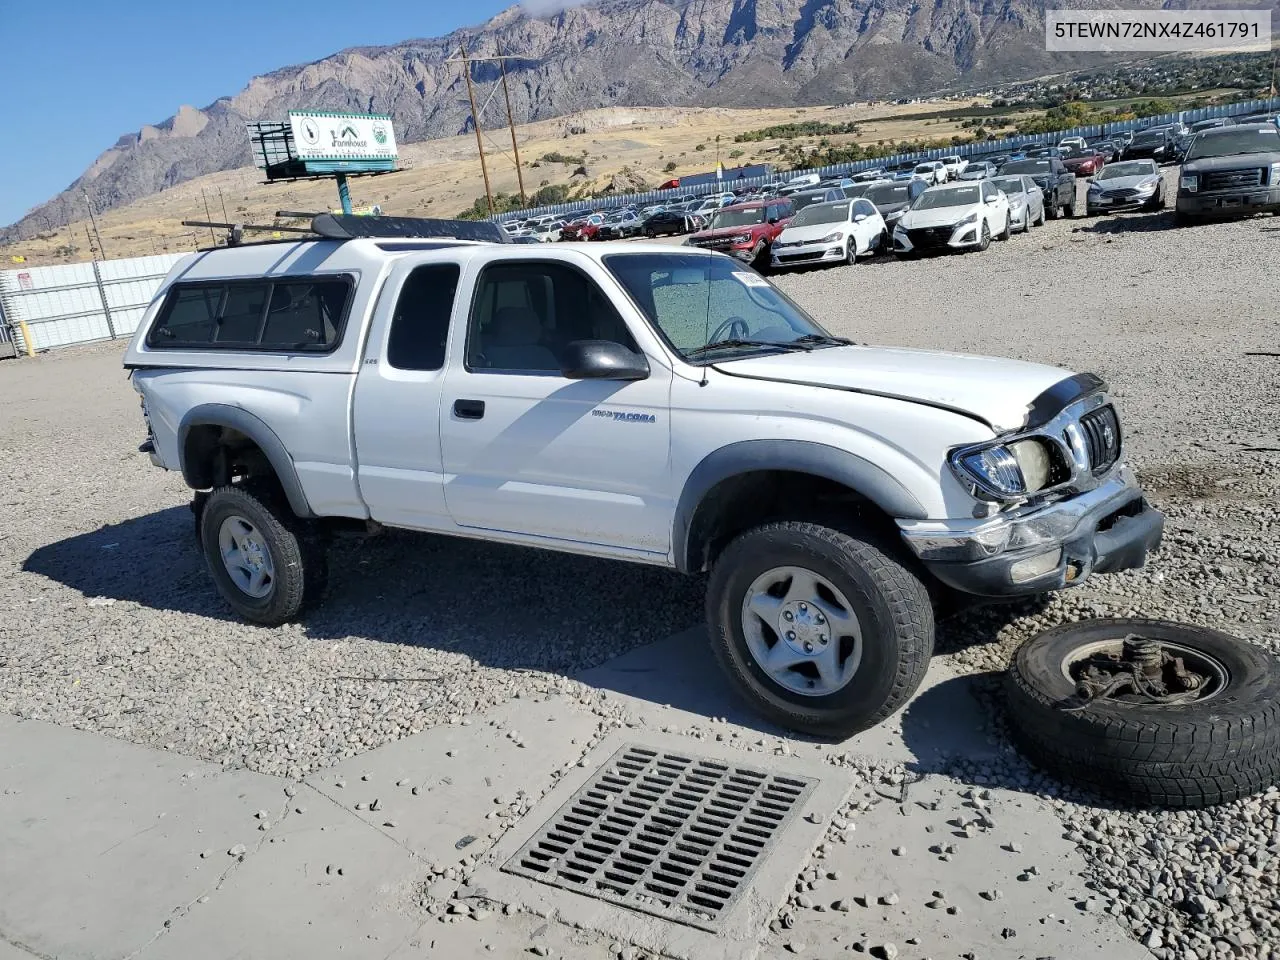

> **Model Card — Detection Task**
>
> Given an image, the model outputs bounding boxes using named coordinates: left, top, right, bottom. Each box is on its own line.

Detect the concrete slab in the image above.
left=470, top=729, right=856, bottom=960
left=578, top=627, right=996, bottom=769
left=0, top=717, right=287, bottom=960
left=386, top=912, right=617, bottom=960
left=302, top=695, right=600, bottom=869
left=135, top=784, right=425, bottom=960
left=761, top=773, right=1150, bottom=959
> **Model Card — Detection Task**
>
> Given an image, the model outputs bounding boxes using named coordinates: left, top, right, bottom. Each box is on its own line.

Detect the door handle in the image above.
left=453, top=399, right=486, bottom=420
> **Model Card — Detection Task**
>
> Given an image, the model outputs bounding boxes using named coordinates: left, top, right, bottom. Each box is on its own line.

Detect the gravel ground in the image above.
left=1, top=168, right=1278, bottom=958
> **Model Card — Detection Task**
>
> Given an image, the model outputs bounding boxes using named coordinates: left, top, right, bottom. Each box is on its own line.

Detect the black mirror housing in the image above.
left=561, top=340, right=650, bottom=381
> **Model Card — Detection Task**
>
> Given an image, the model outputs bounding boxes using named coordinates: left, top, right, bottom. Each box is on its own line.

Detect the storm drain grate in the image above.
left=502, top=744, right=817, bottom=931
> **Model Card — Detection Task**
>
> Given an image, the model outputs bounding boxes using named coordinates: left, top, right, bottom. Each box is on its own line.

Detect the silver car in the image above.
left=958, top=162, right=999, bottom=181
left=990, top=175, right=1045, bottom=233
left=1086, top=160, right=1166, bottom=214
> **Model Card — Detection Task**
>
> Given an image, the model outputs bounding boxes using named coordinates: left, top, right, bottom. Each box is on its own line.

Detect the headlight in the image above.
left=1133, top=182, right=1157, bottom=194
left=817, top=232, right=843, bottom=244
left=955, top=212, right=979, bottom=226
left=1180, top=175, right=1198, bottom=192
left=1270, top=162, right=1280, bottom=184
left=731, top=234, right=752, bottom=244
left=952, top=439, right=1059, bottom=500
left=1087, top=183, right=1102, bottom=194
left=893, top=225, right=907, bottom=237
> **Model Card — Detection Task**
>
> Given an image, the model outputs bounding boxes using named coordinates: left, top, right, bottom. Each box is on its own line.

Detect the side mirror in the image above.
left=560, top=340, right=650, bottom=381
left=767, top=217, right=779, bottom=225
left=853, top=213, right=867, bottom=222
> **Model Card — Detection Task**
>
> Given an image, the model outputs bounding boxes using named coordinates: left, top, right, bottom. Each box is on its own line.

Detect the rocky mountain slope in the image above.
left=0, top=0, right=1239, bottom=239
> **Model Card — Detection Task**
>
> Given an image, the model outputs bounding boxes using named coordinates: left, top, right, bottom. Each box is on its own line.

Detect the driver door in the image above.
left=438, top=256, right=674, bottom=556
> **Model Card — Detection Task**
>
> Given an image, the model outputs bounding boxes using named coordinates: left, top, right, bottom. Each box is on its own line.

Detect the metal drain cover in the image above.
left=502, top=743, right=816, bottom=932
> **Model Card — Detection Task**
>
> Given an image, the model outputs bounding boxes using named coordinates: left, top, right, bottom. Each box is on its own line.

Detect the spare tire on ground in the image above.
left=1005, top=618, right=1280, bottom=809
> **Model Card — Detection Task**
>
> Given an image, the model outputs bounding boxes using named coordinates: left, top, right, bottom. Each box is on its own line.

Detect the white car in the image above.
left=1059, top=137, right=1088, bottom=152
left=770, top=198, right=887, bottom=269
left=786, top=173, right=821, bottom=189
left=939, top=155, right=969, bottom=180
left=891, top=180, right=1011, bottom=255
left=913, top=161, right=948, bottom=185
left=530, top=220, right=566, bottom=242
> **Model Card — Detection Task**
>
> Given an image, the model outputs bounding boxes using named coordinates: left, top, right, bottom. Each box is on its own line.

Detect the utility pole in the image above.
left=200, top=189, right=217, bottom=244
left=497, top=41, right=527, bottom=206
left=457, top=43, right=495, bottom=216
left=82, top=191, right=107, bottom=260
left=217, top=186, right=230, bottom=222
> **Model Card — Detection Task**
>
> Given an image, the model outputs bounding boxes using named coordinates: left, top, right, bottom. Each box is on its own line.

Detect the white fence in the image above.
left=0, top=253, right=186, bottom=355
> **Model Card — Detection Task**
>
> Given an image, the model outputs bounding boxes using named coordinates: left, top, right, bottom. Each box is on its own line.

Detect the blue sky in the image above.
left=0, top=0, right=525, bottom=226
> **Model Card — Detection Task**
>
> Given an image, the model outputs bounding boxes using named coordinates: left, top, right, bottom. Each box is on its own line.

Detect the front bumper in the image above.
left=898, top=468, right=1164, bottom=597
left=1087, top=189, right=1158, bottom=213
left=893, top=223, right=982, bottom=253
left=772, top=241, right=846, bottom=268
left=1177, top=187, right=1280, bottom=216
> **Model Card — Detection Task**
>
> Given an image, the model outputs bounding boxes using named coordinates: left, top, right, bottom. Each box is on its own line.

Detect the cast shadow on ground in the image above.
left=1072, top=210, right=1179, bottom=235
left=25, top=506, right=1037, bottom=743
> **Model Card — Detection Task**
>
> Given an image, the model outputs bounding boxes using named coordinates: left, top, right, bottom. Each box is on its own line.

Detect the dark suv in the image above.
left=1000, top=158, right=1077, bottom=218
left=1176, top=124, right=1280, bottom=224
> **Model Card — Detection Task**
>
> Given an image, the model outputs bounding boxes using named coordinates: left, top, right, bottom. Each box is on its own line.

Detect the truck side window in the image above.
left=387, top=265, right=460, bottom=371
left=466, top=262, right=637, bottom=373
left=149, top=286, right=224, bottom=345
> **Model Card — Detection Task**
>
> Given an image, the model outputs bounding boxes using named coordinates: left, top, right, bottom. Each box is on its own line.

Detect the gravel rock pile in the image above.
left=1, top=177, right=1277, bottom=955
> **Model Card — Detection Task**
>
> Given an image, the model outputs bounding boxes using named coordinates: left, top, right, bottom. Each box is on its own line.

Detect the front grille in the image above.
left=502, top=744, right=814, bottom=932
left=1102, top=188, right=1140, bottom=199
left=1202, top=168, right=1265, bottom=191
left=691, top=237, right=734, bottom=250
left=1079, top=405, right=1122, bottom=473
left=906, top=226, right=955, bottom=249
left=777, top=251, right=825, bottom=263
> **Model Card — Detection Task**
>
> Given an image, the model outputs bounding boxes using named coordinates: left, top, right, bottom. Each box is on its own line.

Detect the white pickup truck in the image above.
left=124, top=215, right=1164, bottom=737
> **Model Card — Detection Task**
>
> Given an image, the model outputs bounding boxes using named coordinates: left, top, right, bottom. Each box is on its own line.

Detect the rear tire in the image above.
left=998, top=214, right=1012, bottom=241
left=1034, top=205, right=1046, bottom=227
left=200, top=484, right=328, bottom=626
left=706, top=522, right=935, bottom=738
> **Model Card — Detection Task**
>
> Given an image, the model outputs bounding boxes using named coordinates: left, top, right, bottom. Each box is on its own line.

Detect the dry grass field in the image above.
left=3, top=99, right=992, bottom=266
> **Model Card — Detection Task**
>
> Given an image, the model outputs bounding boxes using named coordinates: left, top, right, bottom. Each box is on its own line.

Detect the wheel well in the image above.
left=183, top=425, right=279, bottom=494
left=684, top=470, right=898, bottom=574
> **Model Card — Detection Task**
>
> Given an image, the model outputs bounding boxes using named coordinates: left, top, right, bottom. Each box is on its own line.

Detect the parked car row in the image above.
left=500, top=116, right=1280, bottom=246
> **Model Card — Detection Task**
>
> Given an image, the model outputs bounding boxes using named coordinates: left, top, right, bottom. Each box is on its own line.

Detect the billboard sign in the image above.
left=288, top=111, right=398, bottom=165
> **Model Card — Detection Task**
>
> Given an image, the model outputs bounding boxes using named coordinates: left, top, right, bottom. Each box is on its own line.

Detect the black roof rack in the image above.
left=182, top=215, right=508, bottom=250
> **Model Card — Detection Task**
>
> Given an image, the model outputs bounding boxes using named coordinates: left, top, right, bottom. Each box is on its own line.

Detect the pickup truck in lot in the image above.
left=1176, top=124, right=1280, bottom=224
left=684, top=199, right=794, bottom=269
left=124, top=215, right=1164, bottom=737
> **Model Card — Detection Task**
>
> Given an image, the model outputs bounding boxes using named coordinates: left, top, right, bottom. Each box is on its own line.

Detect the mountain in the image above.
left=0, top=0, right=1228, bottom=238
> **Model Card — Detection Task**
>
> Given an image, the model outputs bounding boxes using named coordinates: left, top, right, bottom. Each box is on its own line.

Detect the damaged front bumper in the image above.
left=897, top=467, right=1165, bottom=597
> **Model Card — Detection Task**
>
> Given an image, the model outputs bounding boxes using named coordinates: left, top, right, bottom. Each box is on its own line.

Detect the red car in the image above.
left=560, top=214, right=603, bottom=241
left=683, top=199, right=794, bottom=269
left=1062, top=148, right=1104, bottom=177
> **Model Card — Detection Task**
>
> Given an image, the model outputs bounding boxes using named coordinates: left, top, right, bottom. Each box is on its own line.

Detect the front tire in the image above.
left=976, top=221, right=991, bottom=251
left=1034, top=205, right=1046, bottom=227
left=706, top=522, right=935, bottom=738
left=200, top=484, right=328, bottom=625
left=844, top=237, right=857, bottom=265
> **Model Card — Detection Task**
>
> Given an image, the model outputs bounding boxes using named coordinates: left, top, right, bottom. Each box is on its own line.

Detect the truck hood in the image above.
left=690, top=223, right=764, bottom=241
left=1183, top=153, right=1280, bottom=174
left=714, top=345, right=1073, bottom=432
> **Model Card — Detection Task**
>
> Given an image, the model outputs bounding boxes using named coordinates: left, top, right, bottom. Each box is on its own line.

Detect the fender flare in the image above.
left=672, top=439, right=928, bottom=573
left=177, top=404, right=314, bottom=518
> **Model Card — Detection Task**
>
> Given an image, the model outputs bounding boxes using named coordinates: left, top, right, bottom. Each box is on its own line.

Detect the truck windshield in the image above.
left=603, top=252, right=835, bottom=362
left=710, top=208, right=766, bottom=229
left=1186, top=128, right=1280, bottom=160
